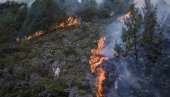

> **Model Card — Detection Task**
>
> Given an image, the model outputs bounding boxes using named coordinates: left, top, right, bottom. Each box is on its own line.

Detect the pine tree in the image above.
left=121, top=4, right=143, bottom=70
left=142, top=0, right=163, bottom=64
left=117, top=0, right=163, bottom=73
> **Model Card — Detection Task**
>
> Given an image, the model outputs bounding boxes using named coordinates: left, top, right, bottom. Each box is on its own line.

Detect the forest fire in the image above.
left=25, top=31, right=45, bottom=41
left=23, top=16, right=80, bottom=41
left=89, top=37, right=108, bottom=73
left=118, top=11, right=131, bottom=22
left=88, top=11, right=133, bottom=97
left=51, top=16, right=80, bottom=30
left=96, top=67, right=106, bottom=97
left=89, top=36, right=108, bottom=97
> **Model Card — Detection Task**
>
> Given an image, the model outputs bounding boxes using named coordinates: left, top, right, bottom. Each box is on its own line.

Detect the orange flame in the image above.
left=89, top=37, right=108, bottom=73
left=118, top=11, right=131, bottom=22
left=58, top=16, right=80, bottom=28
left=89, top=11, right=132, bottom=97
left=66, top=16, right=80, bottom=26
left=24, top=16, right=80, bottom=41
left=96, top=67, right=106, bottom=97
left=57, top=22, right=65, bottom=28
left=89, top=36, right=108, bottom=97
left=51, top=16, right=80, bottom=30
left=24, top=31, right=44, bottom=41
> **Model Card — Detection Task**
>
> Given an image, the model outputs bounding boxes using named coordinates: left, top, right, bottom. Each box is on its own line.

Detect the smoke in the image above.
left=77, top=0, right=82, bottom=3
left=102, top=1, right=170, bottom=97
left=156, top=0, right=170, bottom=19
left=95, top=0, right=103, bottom=4
left=0, top=0, right=35, bottom=7
left=102, top=20, right=123, bottom=58
left=134, top=0, right=170, bottom=18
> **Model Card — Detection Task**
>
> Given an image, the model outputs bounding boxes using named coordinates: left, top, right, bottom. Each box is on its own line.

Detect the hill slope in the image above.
left=0, top=23, right=105, bottom=97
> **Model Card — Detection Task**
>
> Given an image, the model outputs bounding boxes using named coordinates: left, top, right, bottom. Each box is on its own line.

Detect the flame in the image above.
left=25, top=35, right=33, bottom=40
left=57, top=22, right=65, bottom=28
left=24, top=31, right=44, bottom=41
left=89, top=11, right=132, bottom=97
left=89, top=36, right=108, bottom=97
left=118, top=11, right=131, bottom=22
left=89, top=37, right=108, bottom=73
left=51, top=16, right=80, bottom=30
left=66, top=16, right=80, bottom=26
left=34, top=31, right=44, bottom=37
left=24, top=16, right=80, bottom=41
left=96, top=67, right=106, bottom=97
left=57, top=16, right=80, bottom=28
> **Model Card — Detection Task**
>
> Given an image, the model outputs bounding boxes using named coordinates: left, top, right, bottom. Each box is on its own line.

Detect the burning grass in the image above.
left=22, top=16, right=80, bottom=41
left=1, top=22, right=102, bottom=97
left=89, top=36, right=108, bottom=97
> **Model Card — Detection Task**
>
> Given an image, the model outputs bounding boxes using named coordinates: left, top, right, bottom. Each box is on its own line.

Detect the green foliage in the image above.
left=98, top=7, right=111, bottom=18
left=78, top=7, right=97, bottom=22
left=118, top=1, right=163, bottom=72
left=142, top=0, right=163, bottom=63
left=0, top=2, right=27, bottom=43
left=63, top=46, right=76, bottom=55
left=31, top=79, right=68, bottom=97
left=121, top=4, right=143, bottom=65
left=22, top=0, right=65, bottom=34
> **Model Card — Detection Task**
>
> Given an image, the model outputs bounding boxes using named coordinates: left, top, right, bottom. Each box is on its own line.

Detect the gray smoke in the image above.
left=102, top=0, right=170, bottom=58
left=95, top=0, right=103, bottom=4
left=102, top=0, right=170, bottom=97
left=134, top=0, right=170, bottom=19
left=102, top=20, right=123, bottom=58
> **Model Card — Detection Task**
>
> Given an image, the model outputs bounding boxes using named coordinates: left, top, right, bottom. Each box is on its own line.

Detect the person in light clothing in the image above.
left=53, top=67, right=60, bottom=78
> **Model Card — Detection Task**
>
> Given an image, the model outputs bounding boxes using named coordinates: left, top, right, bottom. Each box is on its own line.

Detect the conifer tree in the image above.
left=121, top=4, right=143, bottom=70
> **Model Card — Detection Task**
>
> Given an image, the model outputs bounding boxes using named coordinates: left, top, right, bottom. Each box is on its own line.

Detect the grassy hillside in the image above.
left=0, top=23, right=104, bottom=97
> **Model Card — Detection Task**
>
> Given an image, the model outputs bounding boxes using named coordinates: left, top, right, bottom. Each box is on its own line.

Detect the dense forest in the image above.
left=0, top=0, right=170, bottom=97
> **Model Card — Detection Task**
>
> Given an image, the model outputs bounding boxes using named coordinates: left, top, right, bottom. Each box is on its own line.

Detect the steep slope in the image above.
left=0, top=23, right=105, bottom=97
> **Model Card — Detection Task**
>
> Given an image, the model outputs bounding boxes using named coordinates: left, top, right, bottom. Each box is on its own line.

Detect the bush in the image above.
left=21, top=0, right=66, bottom=35
left=31, top=79, right=68, bottom=97
left=98, top=7, right=111, bottom=18
left=0, top=1, right=27, bottom=43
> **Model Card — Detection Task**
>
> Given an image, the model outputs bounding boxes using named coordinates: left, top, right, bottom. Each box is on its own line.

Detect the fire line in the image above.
left=89, top=36, right=108, bottom=97
left=22, top=16, right=80, bottom=41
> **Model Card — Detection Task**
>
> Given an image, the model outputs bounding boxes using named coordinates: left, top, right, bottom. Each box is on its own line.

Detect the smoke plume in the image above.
left=134, top=0, right=170, bottom=18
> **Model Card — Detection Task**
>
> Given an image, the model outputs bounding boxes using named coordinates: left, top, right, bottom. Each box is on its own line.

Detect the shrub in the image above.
left=0, top=2, right=27, bottom=43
